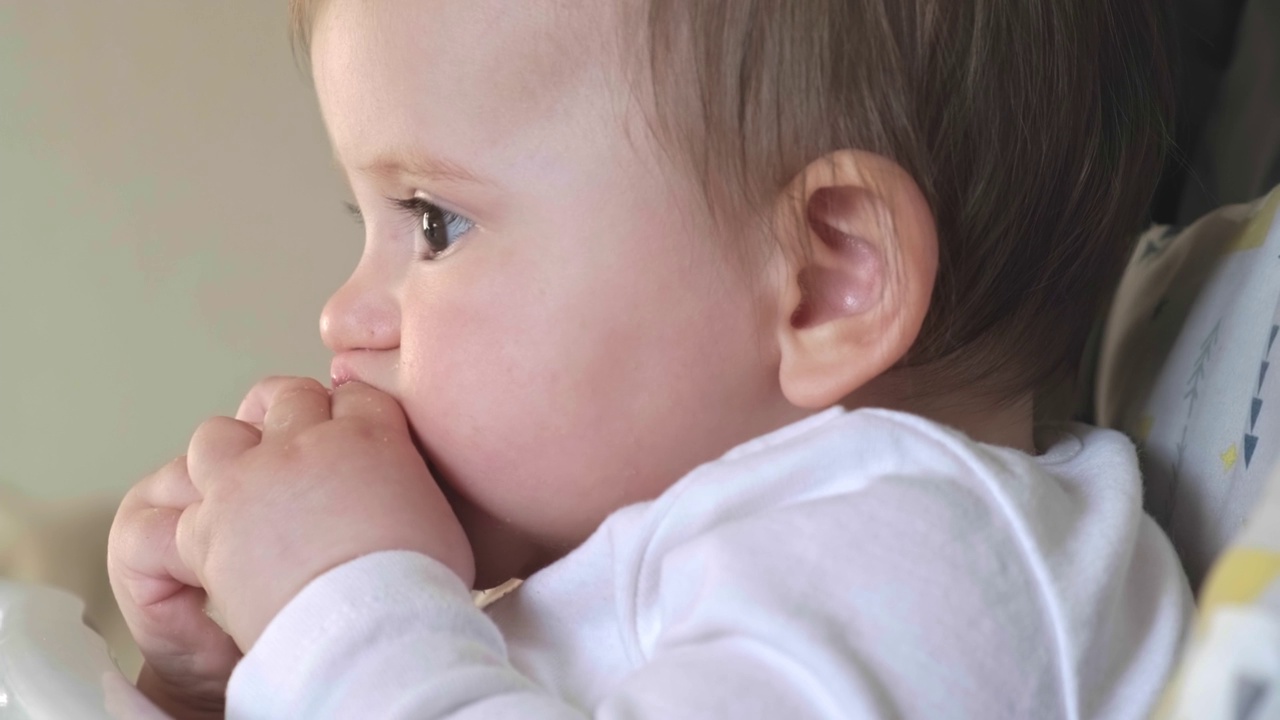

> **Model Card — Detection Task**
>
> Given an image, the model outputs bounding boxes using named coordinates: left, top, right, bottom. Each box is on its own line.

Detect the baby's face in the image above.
left=312, top=0, right=804, bottom=586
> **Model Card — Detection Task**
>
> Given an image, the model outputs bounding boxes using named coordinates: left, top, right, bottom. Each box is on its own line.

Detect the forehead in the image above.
left=310, top=0, right=626, bottom=176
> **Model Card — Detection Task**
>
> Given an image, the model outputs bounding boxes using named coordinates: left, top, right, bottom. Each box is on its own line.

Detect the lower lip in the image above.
left=330, top=357, right=356, bottom=388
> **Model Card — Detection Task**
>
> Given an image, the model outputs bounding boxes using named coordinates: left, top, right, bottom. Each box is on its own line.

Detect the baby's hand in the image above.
left=173, top=377, right=475, bottom=651
left=107, top=456, right=242, bottom=720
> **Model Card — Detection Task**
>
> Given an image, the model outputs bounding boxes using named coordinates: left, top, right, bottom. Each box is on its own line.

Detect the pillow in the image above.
left=1096, top=185, right=1280, bottom=588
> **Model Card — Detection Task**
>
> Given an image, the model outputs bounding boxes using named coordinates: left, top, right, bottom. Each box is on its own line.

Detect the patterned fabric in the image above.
left=1151, top=469, right=1280, bottom=719
left=1096, top=185, right=1280, bottom=588
left=1095, top=186, right=1280, bottom=718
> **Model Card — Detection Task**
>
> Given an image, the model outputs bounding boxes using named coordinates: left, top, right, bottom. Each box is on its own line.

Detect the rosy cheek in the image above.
left=396, top=271, right=542, bottom=430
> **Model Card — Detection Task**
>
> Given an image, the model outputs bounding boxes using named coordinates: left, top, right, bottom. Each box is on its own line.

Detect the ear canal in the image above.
left=790, top=232, right=884, bottom=329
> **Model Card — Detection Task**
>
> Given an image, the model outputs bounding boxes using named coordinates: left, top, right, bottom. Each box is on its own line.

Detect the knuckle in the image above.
left=120, top=480, right=149, bottom=510
left=278, top=377, right=327, bottom=399
left=142, top=455, right=183, bottom=485
left=245, top=375, right=295, bottom=399
left=155, top=456, right=191, bottom=489
left=190, top=416, right=237, bottom=449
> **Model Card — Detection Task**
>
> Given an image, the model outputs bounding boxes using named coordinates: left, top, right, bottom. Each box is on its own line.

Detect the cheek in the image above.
left=393, top=217, right=779, bottom=546
left=399, top=248, right=665, bottom=463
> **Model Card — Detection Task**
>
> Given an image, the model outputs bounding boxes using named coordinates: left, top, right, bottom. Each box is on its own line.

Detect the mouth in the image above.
left=329, top=354, right=357, bottom=389
left=329, top=350, right=381, bottom=389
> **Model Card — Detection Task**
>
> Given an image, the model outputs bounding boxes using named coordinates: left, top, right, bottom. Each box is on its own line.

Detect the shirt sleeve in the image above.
left=227, top=543, right=901, bottom=717
left=225, top=472, right=1081, bottom=719
left=227, top=550, right=866, bottom=719
left=225, top=550, right=572, bottom=719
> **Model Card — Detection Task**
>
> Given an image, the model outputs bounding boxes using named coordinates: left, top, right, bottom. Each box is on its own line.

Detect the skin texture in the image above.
left=309, top=0, right=807, bottom=588
left=106, top=0, right=1033, bottom=715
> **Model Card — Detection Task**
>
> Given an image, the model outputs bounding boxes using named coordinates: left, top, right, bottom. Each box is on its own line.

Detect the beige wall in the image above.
left=0, top=2, right=355, bottom=500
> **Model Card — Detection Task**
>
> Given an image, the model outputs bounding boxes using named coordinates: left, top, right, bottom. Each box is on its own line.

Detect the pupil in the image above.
left=423, top=208, right=446, bottom=251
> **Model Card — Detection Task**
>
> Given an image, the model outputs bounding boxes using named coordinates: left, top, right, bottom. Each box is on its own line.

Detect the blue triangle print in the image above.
left=1236, top=676, right=1268, bottom=720
left=1245, top=434, right=1259, bottom=468
left=1270, top=326, right=1279, bottom=355
left=1262, top=362, right=1271, bottom=393
left=1253, top=398, right=1264, bottom=429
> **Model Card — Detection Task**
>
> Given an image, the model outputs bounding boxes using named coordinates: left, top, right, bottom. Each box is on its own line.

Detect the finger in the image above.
left=330, top=380, right=409, bottom=435
left=262, top=377, right=332, bottom=439
left=128, top=585, right=241, bottom=684
left=174, top=501, right=207, bottom=589
left=110, top=506, right=203, bottom=605
left=235, top=375, right=307, bottom=426
left=187, top=417, right=261, bottom=494
left=106, top=504, right=241, bottom=709
left=124, top=585, right=238, bottom=668
left=129, top=456, right=201, bottom=510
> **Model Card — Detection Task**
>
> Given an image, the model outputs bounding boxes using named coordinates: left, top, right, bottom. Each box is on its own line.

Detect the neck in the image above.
left=848, top=376, right=1037, bottom=455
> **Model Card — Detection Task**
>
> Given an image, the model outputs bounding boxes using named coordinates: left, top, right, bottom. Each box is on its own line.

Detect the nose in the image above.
left=320, top=261, right=401, bottom=353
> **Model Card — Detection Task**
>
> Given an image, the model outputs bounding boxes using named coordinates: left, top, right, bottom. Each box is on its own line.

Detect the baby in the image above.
left=107, top=0, right=1192, bottom=718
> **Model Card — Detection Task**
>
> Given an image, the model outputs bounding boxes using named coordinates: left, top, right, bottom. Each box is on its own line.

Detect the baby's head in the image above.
left=294, top=0, right=1169, bottom=586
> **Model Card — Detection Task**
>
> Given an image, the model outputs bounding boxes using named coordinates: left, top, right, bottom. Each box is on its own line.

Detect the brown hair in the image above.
left=290, top=0, right=1172, bottom=402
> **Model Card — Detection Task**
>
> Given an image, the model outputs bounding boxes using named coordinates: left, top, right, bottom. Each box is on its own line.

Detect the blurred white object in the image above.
left=0, top=579, right=167, bottom=720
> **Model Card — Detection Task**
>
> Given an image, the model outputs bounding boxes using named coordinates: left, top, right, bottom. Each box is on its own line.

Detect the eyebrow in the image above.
left=341, top=150, right=490, bottom=187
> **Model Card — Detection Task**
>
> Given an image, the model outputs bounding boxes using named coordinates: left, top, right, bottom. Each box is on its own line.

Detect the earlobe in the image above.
left=774, top=152, right=937, bottom=409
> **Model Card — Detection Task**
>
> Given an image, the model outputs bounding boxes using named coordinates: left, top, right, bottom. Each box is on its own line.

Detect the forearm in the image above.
left=227, top=551, right=582, bottom=720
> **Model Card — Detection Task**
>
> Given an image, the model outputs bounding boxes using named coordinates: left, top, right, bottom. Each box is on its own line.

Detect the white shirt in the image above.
left=226, top=407, right=1191, bottom=719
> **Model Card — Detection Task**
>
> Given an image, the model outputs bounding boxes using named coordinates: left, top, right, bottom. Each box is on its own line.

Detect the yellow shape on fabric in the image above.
left=1227, top=188, right=1280, bottom=254
left=1137, top=415, right=1155, bottom=442
left=1221, top=443, right=1239, bottom=471
left=1199, top=548, right=1280, bottom=615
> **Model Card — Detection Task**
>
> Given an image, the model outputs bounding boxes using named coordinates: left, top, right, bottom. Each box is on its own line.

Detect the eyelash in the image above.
left=343, top=197, right=476, bottom=261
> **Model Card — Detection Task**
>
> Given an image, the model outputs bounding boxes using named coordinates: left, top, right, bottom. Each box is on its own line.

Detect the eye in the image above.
left=344, top=201, right=365, bottom=226
left=393, top=196, right=475, bottom=260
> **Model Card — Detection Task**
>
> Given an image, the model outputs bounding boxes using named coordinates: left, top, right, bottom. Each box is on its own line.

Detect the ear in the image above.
left=772, top=150, right=938, bottom=409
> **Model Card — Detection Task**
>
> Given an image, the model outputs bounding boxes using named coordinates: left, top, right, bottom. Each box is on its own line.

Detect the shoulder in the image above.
left=628, top=410, right=1178, bottom=718
left=654, top=408, right=1144, bottom=541
left=637, top=421, right=1065, bottom=717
